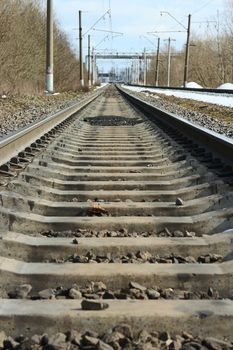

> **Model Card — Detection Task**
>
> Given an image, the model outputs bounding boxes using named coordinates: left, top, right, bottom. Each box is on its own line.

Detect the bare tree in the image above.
left=0, top=0, right=81, bottom=94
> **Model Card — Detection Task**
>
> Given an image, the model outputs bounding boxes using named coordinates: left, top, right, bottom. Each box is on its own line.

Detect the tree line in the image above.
left=1, top=0, right=232, bottom=93
left=0, top=0, right=81, bottom=94
left=146, top=1, right=233, bottom=88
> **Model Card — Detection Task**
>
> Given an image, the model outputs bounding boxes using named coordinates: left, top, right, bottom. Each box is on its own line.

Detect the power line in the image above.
left=83, top=9, right=111, bottom=37
left=192, top=0, right=215, bottom=16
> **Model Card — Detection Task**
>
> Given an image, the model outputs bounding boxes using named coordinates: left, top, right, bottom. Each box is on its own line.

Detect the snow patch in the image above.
left=95, top=83, right=108, bottom=90
left=217, top=83, right=233, bottom=90
left=185, top=82, right=203, bottom=89
left=123, top=85, right=233, bottom=108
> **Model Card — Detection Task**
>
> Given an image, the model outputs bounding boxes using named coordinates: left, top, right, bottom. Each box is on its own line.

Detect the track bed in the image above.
left=0, top=85, right=233, bottom=349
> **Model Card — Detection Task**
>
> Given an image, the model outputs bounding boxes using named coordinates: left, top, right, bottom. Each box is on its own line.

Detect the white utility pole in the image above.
left=143, top=48, right=147, bottom=85
left=167, top=37, right=171, bottom=87
left=46, top=0, right=54, bottom=93
left=155, top=38, right=160, bottom=86
left=164, top=37, right=176, bottom=87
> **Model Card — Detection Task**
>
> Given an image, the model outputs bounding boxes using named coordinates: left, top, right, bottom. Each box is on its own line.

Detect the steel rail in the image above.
left=127, top=83, right=233, bottom=95
left=0, top=89, right=103, bottom=167
left=118, top=85, right=233, bottom=164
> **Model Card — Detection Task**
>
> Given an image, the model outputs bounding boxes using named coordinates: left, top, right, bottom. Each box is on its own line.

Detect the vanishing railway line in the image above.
left=127, top=83, right=233, bottom=95
left=0, top=85, right=233, bottom=347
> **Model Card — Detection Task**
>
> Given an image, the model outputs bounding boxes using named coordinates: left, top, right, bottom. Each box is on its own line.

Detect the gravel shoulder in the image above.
left=0, top=324, right=232, bottom=350
left=0, top=91, right=92, bottom=139
left=123, top=88, right=233, bottom=138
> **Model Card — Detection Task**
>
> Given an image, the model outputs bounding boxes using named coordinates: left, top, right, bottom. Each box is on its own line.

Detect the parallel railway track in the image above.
left=127, top=83, right=233, bottom=95
left=0, top=85, right=233, bottom=347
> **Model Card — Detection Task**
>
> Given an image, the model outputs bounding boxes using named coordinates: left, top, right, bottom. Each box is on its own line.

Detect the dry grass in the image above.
left=0, top=0, right=81, bottom=95
left=146, top=2, right=233, bottom=88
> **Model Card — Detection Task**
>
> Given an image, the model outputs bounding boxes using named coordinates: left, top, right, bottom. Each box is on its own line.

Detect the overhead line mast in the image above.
left=46, top=0, right=54, bottom=93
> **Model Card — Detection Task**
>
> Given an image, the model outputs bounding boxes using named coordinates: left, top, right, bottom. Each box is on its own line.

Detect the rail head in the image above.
left=118, top=85, right=233, bottom=164
left=0, top=89, right=104, bottom=167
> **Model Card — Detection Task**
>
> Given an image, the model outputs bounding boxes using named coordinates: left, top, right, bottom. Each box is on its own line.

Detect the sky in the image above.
left=53, top=0, right=225, bottom=73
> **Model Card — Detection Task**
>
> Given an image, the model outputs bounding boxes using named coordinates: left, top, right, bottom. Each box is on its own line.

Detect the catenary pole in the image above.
left=155, top=37, right=160, bottom=86
left=167, top=37, right=171, bottom=87
left=88, top=35, right=91, bottom=86
left=79, top=10, right=84, bottom=87
left=164, top=37, right=175, bottom=87
left=143, top=48, right=147, bottom=85
left=91, top=47, right=95, bottom=85
left=183, top=14, right=191, bottom=87
left=46, top=0, right=54, bottom=93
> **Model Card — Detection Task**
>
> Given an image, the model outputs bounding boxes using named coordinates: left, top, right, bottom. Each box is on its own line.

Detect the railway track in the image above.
left=127, top=83, right=233, bottom=95
left=0, top=85, right=233, bottom=348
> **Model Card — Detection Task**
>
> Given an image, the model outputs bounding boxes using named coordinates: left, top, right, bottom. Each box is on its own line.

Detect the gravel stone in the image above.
left=102, top=331, right=125, bottom=348
left=30, top=335, right=41, bottom=345
left=182, top=332, right=194, bottom=340
left=98, top=340, right=114, bottom=350
left=175, top=197, right=184, bottom=206
left=3, top=337, right=20, bottom=349
left=81, top=299, right=109, bottom=310
left=48, top=250, right=222, bottom=265
left=0, top=92, right=96, bottom=139
left=8, top=284, right=32, bottom=299
left=48, top=333, right=67, bottom=346
left=146, top=289, right=161, bottom=299
left=0, top=332, right=7, bottom=348
left=184, top=341, right=205, bottom=350
left=0, top=325, right=232, bottom=350
left=82, top=335, right=99, bottom=346
left=138, top=329, right=152, bottom=343
left=103, top=290, right=116, bottom=299
left=161, top=288, right=175, bottom=299
left=41, top=228, right=199, bottom=238
left=169, top=339, right=182, bottom=350
left=68, top=288, right=82, bottom=299
left=40, top=334, right=49, bottom=346
left=4, top=281, right=223, bottom=302
left=84, top=115, right=142, bottom=126
left=91, top=281, right=107, bottom=292
left=113, top=324, right=133, bottom=339
left=202, top=337, right=231, bottom=350
left=38, top=289, right=55, bottom=300
left=129, top=281, right=147, bottom=292
left=173, top=230, right=185, bottom=237
left=66, top=330, right=82, bottom=345
left=159, top=331, right=171, bottom=342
